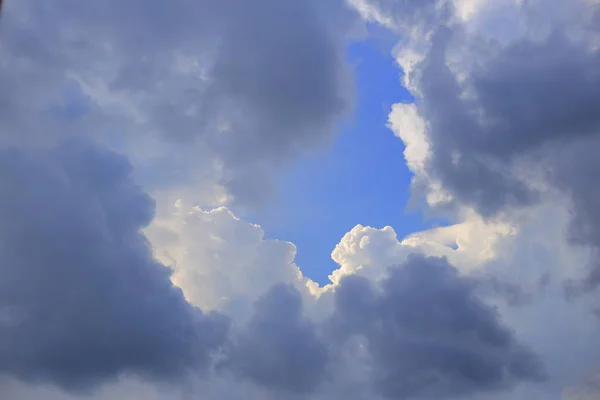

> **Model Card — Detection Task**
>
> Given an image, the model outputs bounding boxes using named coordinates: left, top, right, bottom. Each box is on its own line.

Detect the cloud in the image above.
left=145, top=202, right=317, bottom=318
left=384, top=0, right=600, bottom=292
left=563, top=372, right=600, bottom=399
left=227, top=284, right=328, bottom=395
left=0, top=140, right=229, bottom=392
left=3, top=0, right=600, bottom=399
left=142, top=200, right=560, bottom=399
left=331, top=254, right=545, bottom=399
left=0, top=172, right=592, bottom=400
left=0, top=0, right=360, bottom=206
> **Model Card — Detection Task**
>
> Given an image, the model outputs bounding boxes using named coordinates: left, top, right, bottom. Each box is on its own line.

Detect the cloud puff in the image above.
left=0, top=140, right=229, bottom=392
left=145, top=203, right=317, bottom=318
left=331, top=254, right=545, bottom=399
left=143, top=202, right=555, bottom=399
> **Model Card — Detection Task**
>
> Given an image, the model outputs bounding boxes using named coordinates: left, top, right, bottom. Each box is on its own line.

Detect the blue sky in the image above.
left=250, top=34, right=429, bottom=284
left=54, top=23, right=428, bottom=287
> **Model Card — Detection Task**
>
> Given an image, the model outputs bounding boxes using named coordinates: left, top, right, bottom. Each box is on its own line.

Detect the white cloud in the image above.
left=388, top=103, right=429, bottom=174
left=347, top=0, right=398, bottom=29
left=147, top=202, right=314, bottom=311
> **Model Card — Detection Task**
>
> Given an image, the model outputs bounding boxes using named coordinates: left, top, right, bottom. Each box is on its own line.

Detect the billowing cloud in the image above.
left=145, top=202, right=317, bottom=318
left=0, top=140, right=229, bottom=392
left=385, top=0, right=600, bottom=292
left=331, top=254, right=545, bottom=399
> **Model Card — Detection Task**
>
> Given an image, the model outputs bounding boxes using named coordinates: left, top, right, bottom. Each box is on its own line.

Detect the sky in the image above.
left=1, top=1, right=600, bottom=400
left=255, top=33, right=424, bottom=284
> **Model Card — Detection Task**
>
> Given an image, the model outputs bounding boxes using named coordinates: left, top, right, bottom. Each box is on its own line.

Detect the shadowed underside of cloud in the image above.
left=0, top=140, right=229, bottom=392
left=227, top=284, right=328, bottom=395
left=218, top=253, right=545, bottom=399
left=0, top=151, right=548, bottom=398
left=331, top=254, right=546, bottom=399
left=418, top=28, right=600, bottom=216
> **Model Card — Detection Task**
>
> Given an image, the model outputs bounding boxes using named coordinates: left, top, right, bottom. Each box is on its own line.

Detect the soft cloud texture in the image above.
left=0, top=0, right=359, bottom=205
left=2, top=0, right=600, bottom=399
left=331, top=254, right=545, bottom=399
left=0, top=140, right=229, bottom=392
left=146, top=203, right=316, bottom=318
left=228, top=284, right=328, bottom=395
left=386, top=0, right=600, bottom=293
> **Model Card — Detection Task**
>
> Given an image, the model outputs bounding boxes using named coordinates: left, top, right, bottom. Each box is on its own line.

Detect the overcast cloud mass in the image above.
left=1, top=0, right=600, bottom=399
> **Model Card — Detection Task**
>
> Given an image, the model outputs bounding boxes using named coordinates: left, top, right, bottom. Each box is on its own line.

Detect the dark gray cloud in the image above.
left=0, top=0, right=359, bottom=205
left=227, top=284, right=328, bottom=394
left=401, top=1, right=600, bottom=291
left=331, top=254, right=545, bottom=399
left=414, top=27, right=540, bottom=216
left=0, top=140, right=229, bottom=392
left=477, top=276, right=533, bottom=307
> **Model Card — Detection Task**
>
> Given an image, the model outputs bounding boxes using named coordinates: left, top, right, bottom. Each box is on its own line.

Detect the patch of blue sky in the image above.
left=253, top=31, right=440, bottom=285
left=48, top=30, right=437, bottom=286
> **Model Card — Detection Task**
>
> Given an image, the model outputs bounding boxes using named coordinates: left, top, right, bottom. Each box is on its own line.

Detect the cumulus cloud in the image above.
left=0, top=0, right=362, bottom=390
left=331, top=254, right=545, bottom=399
left=0, top=140, right=229, bottom=392
left=143, top=198, right=560, bottom=399
left=145, top=202, right=317, bottom=318
left=384, top=0, right=600, bottom=293
left=0, top=146, right=587, bottom=400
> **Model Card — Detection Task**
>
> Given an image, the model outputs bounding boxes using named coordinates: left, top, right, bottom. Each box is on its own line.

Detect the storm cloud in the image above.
left=389, top=0, right=600, bottom=292
left=227, top=284, right=328, bottom=395
left=0, top=140, right=229, bottom=391
left=331, top=254, right=545, bottom=399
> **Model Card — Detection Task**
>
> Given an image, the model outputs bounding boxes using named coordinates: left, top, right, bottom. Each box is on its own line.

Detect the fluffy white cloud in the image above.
left=146, top=201, right=317, bottom=319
